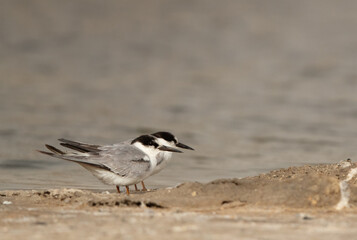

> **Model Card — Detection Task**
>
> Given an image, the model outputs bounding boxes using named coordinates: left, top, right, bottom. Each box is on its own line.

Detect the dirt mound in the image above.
left=2, top=161, right=356, bottom=210
left=128, top=162, right=355, bottom=209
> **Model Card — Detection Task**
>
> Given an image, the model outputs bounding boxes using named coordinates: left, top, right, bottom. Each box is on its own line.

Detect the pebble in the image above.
left=298, top=213, right=313, bottom=220
left=2, top=201, right=12, bottom=205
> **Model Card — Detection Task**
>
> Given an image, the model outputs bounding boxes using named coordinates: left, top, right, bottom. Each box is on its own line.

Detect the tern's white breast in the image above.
left=151, top=151, right=173, bottom=175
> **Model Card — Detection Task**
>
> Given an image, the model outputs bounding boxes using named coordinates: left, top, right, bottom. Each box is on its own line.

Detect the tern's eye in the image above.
left=149, top=140, right=159, bottom=148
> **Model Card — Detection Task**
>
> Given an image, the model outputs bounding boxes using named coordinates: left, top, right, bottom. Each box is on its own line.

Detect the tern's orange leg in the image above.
left=125, top=186, right=130, bottom=195
left=141, top=181, right=148, bottom=191
left=134, top=184, right=139, bottom=191
left=116, top=185, right=121, bottom=194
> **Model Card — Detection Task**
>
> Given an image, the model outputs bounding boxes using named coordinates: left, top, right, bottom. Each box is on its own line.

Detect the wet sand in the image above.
left=2, top=162, right=357, bottom=239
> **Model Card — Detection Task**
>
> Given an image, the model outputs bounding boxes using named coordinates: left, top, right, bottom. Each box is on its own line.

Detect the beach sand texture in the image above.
left=2, top=162, right=357, bottom=239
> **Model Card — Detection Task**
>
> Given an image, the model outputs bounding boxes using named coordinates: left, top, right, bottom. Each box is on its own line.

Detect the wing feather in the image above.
left=58, top=138, right=102, bottom=152
left=38, top=142, right=151, bottom=179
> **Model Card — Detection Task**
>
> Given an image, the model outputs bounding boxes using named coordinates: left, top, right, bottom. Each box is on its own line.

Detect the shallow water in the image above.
left=1, top=0, right=357, bottom=191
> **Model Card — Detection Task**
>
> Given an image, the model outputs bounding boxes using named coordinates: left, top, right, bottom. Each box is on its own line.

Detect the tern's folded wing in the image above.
left=38, top=144, right=151, bottom=179
left=97, top=145, right=151, bottom=178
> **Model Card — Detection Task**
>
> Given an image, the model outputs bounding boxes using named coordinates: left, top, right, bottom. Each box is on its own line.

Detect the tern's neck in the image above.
left=155, top=139, right=174, bottom=160
left=133, top=142, right=159, bottom=167
left=159, top=151, right=172, bottom=161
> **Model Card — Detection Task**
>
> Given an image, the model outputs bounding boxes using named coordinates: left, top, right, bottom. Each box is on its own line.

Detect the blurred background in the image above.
left=1, top=0, right=357, bottom=190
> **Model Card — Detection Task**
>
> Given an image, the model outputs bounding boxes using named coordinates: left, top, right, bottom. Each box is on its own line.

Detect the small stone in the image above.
left=2, top=201, right=12, bottom=205
left=298, top=213, right=313, bottom=220
left=191, top=191, right=197, bottom=197
left=339, top=159, right=352, bottom=169
left=74, top=191, right=83, bottom=197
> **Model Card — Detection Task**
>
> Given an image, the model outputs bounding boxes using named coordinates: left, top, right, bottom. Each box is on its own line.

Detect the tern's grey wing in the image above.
left=38, top=144, right=151, bottom=179
left=96, top=145, right=151, bottom=178
left=58, top=138, right=133, bottom=153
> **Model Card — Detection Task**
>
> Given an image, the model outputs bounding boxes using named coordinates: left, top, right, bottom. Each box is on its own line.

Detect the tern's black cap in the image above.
left=131, top=135, right=159, bottom=148
left=151, top=132, right=177, bottom=143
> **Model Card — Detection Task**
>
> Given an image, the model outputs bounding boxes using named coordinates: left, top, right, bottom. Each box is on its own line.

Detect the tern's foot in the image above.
left=141, top=181, right=148, bottom=192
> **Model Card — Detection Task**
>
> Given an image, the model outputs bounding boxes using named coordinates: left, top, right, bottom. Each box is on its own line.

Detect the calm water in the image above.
left=1, top=1, right=357, bottom=191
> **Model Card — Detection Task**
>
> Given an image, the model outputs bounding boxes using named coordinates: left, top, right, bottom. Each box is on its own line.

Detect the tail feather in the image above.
left=36, top=150, right=55, bottom=156
left=58, top=138, right=101, bottom=152
left=37, top=144, right=110, bottom=170
left=45, top=144, right=65, bottom=154
left=60, top=143, right=88, bottom=153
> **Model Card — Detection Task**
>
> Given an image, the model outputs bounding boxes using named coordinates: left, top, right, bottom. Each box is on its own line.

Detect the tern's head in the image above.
left=131, top=135, right=182, bottom=156
left=151, top=132, right=194, bottom=150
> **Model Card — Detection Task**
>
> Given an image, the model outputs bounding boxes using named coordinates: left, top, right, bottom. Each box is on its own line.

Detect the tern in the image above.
left=37, top=134, right=184, bottom=195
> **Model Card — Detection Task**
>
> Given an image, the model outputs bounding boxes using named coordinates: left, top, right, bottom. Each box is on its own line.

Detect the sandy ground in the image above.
left=2, top=162, right=357, bottom=240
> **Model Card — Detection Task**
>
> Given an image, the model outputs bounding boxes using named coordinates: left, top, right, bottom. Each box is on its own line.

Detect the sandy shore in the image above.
left=2, top=161, right=357, bottom=240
